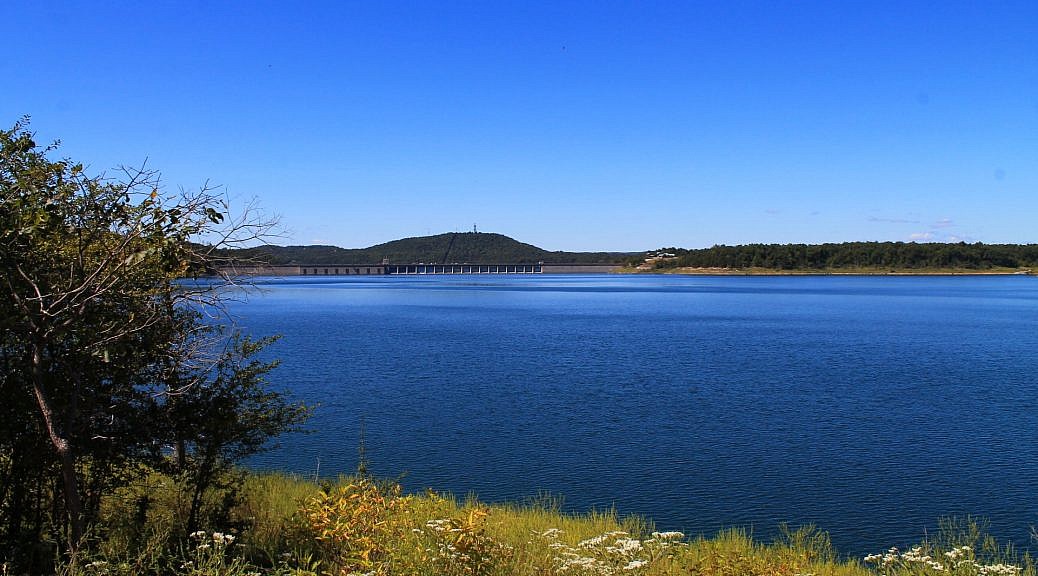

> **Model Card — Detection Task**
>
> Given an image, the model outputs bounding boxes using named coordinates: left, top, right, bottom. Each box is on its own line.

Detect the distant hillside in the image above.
left=221, top=232, right=633, bottom=265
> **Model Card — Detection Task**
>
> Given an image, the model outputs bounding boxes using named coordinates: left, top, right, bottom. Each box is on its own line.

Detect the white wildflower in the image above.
left=559, top=555, right=600, bottom=571
left=579, top=531, right=629, bottom=549
left=624, top=559, right=648, bottom=570
left=864, top=546, right=903, bottom=568
left=579, top=534, right=609, bottom=548
left=607, top=538, right=643, bottom=556
left=979, top=564, right=1022, bottom=576
left=425, top=519, right=450, bottom=532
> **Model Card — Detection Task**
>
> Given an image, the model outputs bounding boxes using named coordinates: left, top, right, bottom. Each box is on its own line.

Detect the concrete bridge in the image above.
left=223, top=263, right=620, bottom=276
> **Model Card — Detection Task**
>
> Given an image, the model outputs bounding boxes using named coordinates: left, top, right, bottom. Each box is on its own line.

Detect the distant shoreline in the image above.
left=617, top=266, right=1035, bottom=276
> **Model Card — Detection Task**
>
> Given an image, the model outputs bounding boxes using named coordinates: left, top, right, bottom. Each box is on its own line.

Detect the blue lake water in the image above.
left=230, top=274, right=1038, bottom=557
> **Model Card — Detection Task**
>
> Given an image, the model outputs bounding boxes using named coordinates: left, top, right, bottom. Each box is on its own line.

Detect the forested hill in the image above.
left=222, top=232, right=632, bottom=265
left=651, top=242, right=1038, bottom=271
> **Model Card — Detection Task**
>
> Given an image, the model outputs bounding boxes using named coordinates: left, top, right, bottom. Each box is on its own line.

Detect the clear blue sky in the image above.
left=3, top=1, right=1035, bottom=251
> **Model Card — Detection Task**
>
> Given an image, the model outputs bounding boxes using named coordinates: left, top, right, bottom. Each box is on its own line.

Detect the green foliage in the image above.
left=156, top=330, right=310, bottom=535
left=0, top=115, right=201, bottom=560
left=651, top=242, right=1038, bottom=271
left=0, top=117, right=303, bottom=569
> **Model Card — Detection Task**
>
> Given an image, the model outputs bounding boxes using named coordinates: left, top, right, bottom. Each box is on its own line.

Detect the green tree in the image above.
left=156, top=328, right=309, bottom=534
left=0, top=117, right=298, bottom=561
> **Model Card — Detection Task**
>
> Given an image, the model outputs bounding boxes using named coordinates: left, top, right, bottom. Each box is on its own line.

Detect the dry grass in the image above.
left=55, top=472, right=1033, bottom=576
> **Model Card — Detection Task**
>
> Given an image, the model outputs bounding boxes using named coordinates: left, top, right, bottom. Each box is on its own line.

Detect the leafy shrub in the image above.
left=299, top=478, right=407, bottom=574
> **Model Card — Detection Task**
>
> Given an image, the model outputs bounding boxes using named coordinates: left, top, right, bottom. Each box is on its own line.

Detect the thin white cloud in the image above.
left=931, top=218, right=955, bottom=228
left=908, top=232, right=935, bottom=241
left=869, top=216, right=920, bottom=224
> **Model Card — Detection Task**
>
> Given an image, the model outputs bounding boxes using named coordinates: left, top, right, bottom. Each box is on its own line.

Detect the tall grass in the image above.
left=43, top=471, right=1033, bottom=576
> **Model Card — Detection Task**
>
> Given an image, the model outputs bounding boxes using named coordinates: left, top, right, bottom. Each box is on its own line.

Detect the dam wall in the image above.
left=222, top=264, right=302, bottom=276
left=221, top=263, right=621, bottom=276
left=301, top=265, right=385, bottom=275
left=540, top=264, right=622, bottom=273
left=385, top=264, right=540, bottom=274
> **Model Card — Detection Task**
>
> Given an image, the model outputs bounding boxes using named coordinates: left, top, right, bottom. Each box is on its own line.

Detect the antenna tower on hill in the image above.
left=473, top=223, right=478, bottom=233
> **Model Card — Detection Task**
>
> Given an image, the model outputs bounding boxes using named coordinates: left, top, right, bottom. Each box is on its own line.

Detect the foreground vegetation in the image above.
left=0, top=119, right=307, bottom=569
left=31, top=470, right=1029, bottom=576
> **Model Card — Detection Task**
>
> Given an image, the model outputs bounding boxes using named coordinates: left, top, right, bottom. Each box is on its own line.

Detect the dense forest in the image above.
left=221, top=232, right=633, bottom=265
left=646, top=242, right=1038, bottom=271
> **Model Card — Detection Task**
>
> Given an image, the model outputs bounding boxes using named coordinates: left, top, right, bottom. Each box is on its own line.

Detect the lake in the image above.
left=230, top=274, right=1038, bottom=557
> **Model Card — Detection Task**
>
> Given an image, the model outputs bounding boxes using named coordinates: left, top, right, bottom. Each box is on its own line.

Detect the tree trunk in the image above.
left=186, top=461, right=215, bottom=535
left=29, top=343, right=85, bottom=551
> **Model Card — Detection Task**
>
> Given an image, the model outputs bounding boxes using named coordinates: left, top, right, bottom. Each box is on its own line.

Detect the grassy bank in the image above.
left=51, top=471, right=1033, bottom=576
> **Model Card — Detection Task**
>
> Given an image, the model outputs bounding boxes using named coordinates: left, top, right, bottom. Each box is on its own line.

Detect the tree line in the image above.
left=643, top=242, right=1038, bottom=271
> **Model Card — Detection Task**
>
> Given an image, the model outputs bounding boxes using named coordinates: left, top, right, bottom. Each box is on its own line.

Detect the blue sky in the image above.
left=3, top=1, right=1035, bottom=251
